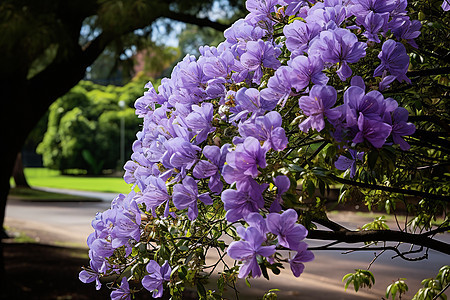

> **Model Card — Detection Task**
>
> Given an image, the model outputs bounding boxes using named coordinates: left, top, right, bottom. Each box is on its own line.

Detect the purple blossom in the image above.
left=374, top=39, right=411, bottom=84
left=289, top=242, right=315, bottom=277
left=344, top=86, right=386, bottom=127
left=229, top=87, right=264, bottom=122
left=240, top=40, right=282, bottom=83
left=283, top=20, right=321, bottom=57
left=245, top=0, right=279, bottom=24
left=193, top=144, right=229, bottom=194
left=305, top=4, right=348, bottom=28
left=350, top=0, right=397, bottom=25
left=79, top=250, right=105, bottom=290
left=281, top=0, right=309, bottom=16
left=353, top=113, right=392, bottom=148
left=172, top=176, right=212, bottom=220
left=362, top=11, right=389, bottom=43
left=390, top=107, right=416, bottom=150
left=185, top=102, right=216, bottom=143
left=161, top=137, right=201, bottom=170
left=142, top=260, right=171, bottom=298
left=260, top=66, right=294, bottom=108
left=223, top=19, right=265, bottom=53
left=308, top=28, right=367, bottom=81
left=266, top=209, right=308, bottom=250
left=111, top=277, right=131, bottom=300
left=221, top=181, right=268, bottom=222
left=270, top=175, right=290, bottom=212
left=111, top=203, right=141, bottom=249
left=224, top=136, right=267, bottom=180
left=392, top=19, right=422, bottom=49
left=443, top=0, right=450, bottom=11
left=334, top=149, right=364, bottom=178
left=227, top=227, right=276, bottom=278
left=238, top=111, right=288, bottom=152
left=288, top=55, right=329, bottom=91
left=298, top=85, right=341, bottom=132
left=202, top=50, right=236, bottom=79
left=140, top=176, right=171, bottom=217
left=245, top=212, right=269, bottom=236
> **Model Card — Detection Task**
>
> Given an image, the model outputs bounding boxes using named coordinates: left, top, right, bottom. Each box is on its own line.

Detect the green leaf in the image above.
left=197, top=282, right=207, bottom=299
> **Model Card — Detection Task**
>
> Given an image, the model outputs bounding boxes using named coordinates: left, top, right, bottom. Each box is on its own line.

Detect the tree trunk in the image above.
left=12, top=152, right=30, bottom=188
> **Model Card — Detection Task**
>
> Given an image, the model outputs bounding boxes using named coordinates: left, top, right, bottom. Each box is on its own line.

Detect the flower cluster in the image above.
left=81, top=0, right=421, bottom=298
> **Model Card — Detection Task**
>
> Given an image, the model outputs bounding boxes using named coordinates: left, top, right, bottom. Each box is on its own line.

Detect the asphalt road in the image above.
left=5, top=189, right=449, bottom=299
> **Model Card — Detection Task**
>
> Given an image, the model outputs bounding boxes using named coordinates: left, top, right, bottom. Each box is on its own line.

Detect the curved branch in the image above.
left=307, top=229, right=450, bottom=255
left=160, top=10, right=230, bottom=32
left=329, top=174, right=450, bottom=202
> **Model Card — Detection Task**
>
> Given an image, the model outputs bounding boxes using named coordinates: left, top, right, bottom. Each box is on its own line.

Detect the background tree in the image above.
left=0, top=0, right=245, bottom=237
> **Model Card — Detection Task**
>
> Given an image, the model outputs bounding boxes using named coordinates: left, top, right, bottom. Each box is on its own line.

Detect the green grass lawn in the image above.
left=12, top=168, right=131, bottom=194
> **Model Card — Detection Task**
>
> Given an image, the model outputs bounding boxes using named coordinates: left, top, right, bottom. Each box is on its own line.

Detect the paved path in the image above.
left=4, top=190, right=449, bottom=299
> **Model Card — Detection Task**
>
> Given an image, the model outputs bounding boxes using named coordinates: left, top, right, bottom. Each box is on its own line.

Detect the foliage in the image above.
left=79, top=0, right=450, bottom=299
left=342, top=269, right=375, bottom=292
left=37, top=75, right=152, bottom=174
left=386, top=278, right=409, bottom=300
left=412, top=266, right=450, bottom=300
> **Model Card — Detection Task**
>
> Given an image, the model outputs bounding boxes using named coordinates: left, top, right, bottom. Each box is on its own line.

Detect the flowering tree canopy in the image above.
left=81, top=0, right=450, bottom=299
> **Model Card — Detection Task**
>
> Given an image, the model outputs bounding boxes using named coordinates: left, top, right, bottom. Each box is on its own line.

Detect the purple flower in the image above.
left=193, top=144, right=229, bottom=194
left=79, top=250, right=105, bottom=290
left=238, top=111, right=288, bottom=152
left=298, top=85, right=341, bottom=132
left=350, top=0, right=397, bottom=25
left=227, top=227, right=276, bottom=278
left=289, top=242, right=315, bottom=277
left=240, top=39, right=282, bottom=84
left=353, top=113, right=392, bottom=148
left=221, top=181, right=268, bottom=222
left=305, top=4, right=348, bottom=28
left=362, top=11, right=389, bottom=43
left=142, top=260, right=171, bottom=298
left=281, top=0, right=309, bottom=16
left=344, top=86, right=386, bottom=128
left=161, top=137, right=201, bottom=170
left=374, top=39, right=411, bottom=84
left=226, top=136, right=267, bottom=178
left=245, top=0, right=279, bottom=24
left=185, top=102, right=216, bottom=143
left=140, top=176, right=171, bottom=217
left=390, top=107, right=416, bottom=150
left=443, top=0, right=450, bottom=11
left=270, top=175, right=290, bottom=212
left=334, top=149, right=364, bottom=178
left=223, top=19, right=265, bottom=52
left=111, top=204, right=141, bottom=249
left=392, top=19, right=422, bottom=49
left=207, top=144, right=230, bottom=192
left=288, top=55, right=329, bottom=91
left=308, top=28, right=367, bottom=81
left=172, top=176, right=212, bottom=220
left=229, top=87, right=264, bottom=122
left=202, top=50, right=235, bottom=79
left=245, top=212, right=269, bottom=236
left=260, top=66, right=295, bottom=108
left=283, top=20, right=321, bottom=57
left=111, top=277, right=131, bottom=300
left=266, top=209, right=308, bottom=250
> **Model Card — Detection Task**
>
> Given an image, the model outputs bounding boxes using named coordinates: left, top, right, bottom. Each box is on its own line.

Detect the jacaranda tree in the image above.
left=80, top=0, right=450, bottom=299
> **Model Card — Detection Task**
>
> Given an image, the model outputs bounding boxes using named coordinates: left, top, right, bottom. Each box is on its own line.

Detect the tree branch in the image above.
left=160, top=10, right=230, bottom=32
left=329, top=174, right=450, bottom=202
left=307, top=229, right=450, bottom=255
left=407, top=66, right=450, bottom=77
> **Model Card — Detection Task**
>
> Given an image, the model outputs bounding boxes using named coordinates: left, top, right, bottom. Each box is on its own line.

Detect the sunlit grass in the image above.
left=11, top=168, right=131, bottom=194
